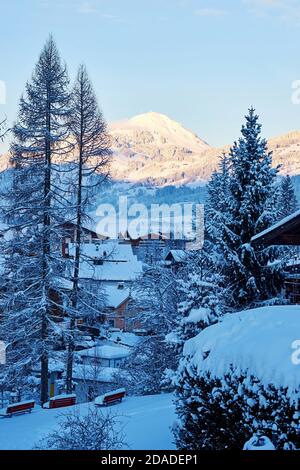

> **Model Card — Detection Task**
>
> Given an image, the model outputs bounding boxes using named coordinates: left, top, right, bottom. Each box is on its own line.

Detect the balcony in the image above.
left=284, top=260, right=300, bottom=305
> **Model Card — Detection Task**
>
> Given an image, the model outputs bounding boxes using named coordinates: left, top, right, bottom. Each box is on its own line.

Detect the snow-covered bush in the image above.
left=35, top=408, right=126, bottom=450
left=175, top=366, right=299, bottom=450
left=174, top=306, right=300, bottom=450
left=243, top=435, right=275, bottom=450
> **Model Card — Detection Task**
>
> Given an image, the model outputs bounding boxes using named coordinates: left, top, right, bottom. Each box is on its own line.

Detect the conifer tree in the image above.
left=207, top=108, right=282, bottom=308
left=277, top=175, right=298, bottom=220
left=0, top=36, right=71, bottom=404
left=65, top=65, right=111, bottom=393
left=174, top=251, right=225, bottom=350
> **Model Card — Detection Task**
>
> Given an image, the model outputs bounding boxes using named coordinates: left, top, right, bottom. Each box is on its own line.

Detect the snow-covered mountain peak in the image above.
left=110, top=112, right=209, bottom=151
left=128, top=111, right=175, bottom=127
left=129, top=111, right=191, bottom=131
left=109, top=113, right=300, bottom=186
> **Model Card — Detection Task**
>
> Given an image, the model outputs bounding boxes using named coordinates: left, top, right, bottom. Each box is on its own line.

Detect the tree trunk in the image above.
left=40, top=84, right=51, bottom=405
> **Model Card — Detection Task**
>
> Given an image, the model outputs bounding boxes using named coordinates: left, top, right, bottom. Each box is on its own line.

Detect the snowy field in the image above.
left=0, top=393, right=175, bottom=450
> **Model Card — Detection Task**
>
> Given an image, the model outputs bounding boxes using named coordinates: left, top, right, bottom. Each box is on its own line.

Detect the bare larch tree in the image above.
left=65, top=64, right=111, bottom=393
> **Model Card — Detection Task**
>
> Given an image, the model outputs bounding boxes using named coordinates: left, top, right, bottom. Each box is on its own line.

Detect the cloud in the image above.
left=78, top=2, right=98, bottom=14
left=195, top=8, right=228, bottom=17
left=77, top=1, right=123, bottom=21
left=244, top=0, right=300, bottom=21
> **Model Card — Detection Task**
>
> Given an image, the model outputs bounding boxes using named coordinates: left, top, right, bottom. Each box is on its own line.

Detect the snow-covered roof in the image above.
left=166, top=250, right=187, bottom=263
left=184, top=305, right=300, bottom=398
left=72, top=365, right=118, bottom=383
left=68, top=241, right=136, bottom=262
left=78, top=344, right=131, bottom=360
left=251, top=210, right=300, bottom=246
left=78, top=259, right=143, bottom=282
left=108, top=331, right=143, bottom=348
left=68, top=241, right=144, bottom=282
left=103, top=284, right=130, bottom=309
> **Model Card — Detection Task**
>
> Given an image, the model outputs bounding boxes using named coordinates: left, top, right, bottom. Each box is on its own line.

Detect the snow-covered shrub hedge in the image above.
left=175, top=365, right=299, bottom=450
left=174, top=306, right=300, bottom=450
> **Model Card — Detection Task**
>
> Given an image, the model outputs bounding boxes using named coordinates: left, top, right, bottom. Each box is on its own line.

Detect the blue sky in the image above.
left=1, top=0, right=300, bottom=151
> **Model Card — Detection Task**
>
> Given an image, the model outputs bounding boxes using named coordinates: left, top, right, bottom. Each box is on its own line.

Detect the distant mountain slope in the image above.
left=110, top=113, right=300, bottom=185
left=1, top=112, right=299, bottom=187
left=110, top=112, right=209, bottom=151
left=110, top=112, right=211, bottom=185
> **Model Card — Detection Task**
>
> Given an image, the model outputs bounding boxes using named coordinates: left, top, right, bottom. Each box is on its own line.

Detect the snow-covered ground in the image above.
left=0, top=393, right=175, bottom=450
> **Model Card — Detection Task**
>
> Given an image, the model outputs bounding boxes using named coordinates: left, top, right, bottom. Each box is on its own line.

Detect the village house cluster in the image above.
left=0, top=217, right=190, bottom=404
left=1, top=209, right=299, bottom=406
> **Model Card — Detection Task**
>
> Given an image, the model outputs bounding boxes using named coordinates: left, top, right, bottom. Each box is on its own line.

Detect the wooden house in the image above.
left=60, top=221, right=108, bottom=258
left=252, top=210, right=300, bottom=304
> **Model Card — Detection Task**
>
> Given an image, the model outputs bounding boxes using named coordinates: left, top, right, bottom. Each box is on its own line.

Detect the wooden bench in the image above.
left=95, top=388, right=126, bottom=407
left=0, top=400, right=35, bottom=418
left=44, top=394, right=76, bottom=409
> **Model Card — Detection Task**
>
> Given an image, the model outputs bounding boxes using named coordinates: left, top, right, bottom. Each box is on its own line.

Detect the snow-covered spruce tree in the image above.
left=277, top=175, right=298, bottom=220
left=0, top=36, right=72, bottom=404
left=206, top=153, right=231, bottom=218
left=65, top=65, right=111, bottom=394
left=174, top=110, right=287, bottom=451
left=204, top=154, right=235, bottom=307
left=208, top=108, right=282, bottom=308
left=205, top=154, right=232, bottom=274
left=174, top=251, right=225, bottom=352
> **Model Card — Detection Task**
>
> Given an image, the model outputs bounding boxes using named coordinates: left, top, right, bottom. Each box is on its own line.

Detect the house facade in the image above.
left=251, top=210, right=300, bottom=304
left=66, top=240, right=144, bottom=331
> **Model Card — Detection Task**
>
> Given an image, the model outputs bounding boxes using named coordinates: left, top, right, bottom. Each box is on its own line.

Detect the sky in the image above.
left=1, top=0, right=300, bottom=151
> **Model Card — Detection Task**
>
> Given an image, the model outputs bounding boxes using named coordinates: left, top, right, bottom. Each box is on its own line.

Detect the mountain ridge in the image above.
left=109, top=112, right=300, bottom=185
left=0, top=112, right=299, bottom=186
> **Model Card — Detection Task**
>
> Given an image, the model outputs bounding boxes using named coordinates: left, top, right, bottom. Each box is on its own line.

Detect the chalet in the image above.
left=66, top=241, right=144, bottom=331
left=60, top=221, right=109, bottom=258
left=118, top=231, right=168, bottom=264
left=251, top=210, right=300, bottom=304
left=165, top=250, right=187, bottom=271
left=102, top=284, right=142, bottom=331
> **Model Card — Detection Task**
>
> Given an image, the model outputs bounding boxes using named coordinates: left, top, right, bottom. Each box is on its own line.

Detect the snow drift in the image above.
left=184, top=305, right=300, bottom=398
